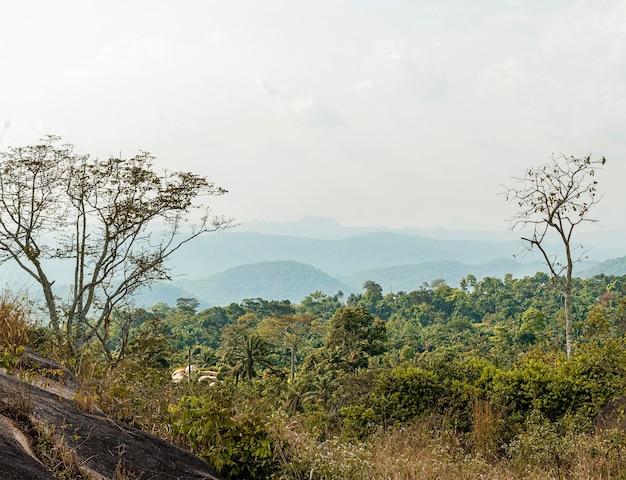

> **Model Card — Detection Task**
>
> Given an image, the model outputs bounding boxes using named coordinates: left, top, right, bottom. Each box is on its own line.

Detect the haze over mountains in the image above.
left=133, top=216, right=626, bottom=308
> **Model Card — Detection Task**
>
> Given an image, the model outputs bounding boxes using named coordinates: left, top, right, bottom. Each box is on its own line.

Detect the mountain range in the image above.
left=131, top=217, right=626, bottom=308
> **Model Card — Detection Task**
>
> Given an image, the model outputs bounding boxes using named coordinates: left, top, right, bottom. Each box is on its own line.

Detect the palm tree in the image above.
left=220, top=330, right=273, bottom=382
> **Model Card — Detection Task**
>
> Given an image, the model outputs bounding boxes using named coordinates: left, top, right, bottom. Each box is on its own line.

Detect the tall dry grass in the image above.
left=277, top=414, right=626, bottom=480
left=0, top=291, right=33, bottom=372
left=366, top=420, right=626, bottom=480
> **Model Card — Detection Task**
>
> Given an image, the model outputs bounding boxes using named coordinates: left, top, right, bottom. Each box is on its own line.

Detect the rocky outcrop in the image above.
left=0, top=412, right=54, bottom=480
left=596, top=396, right=626, bottom=434
left=0, top=369, right=224, bottom=480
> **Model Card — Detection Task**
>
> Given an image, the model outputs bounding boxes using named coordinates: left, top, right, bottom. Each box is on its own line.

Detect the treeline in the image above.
left=152, top=272, right=626, bottom=367
left=25, top=272, right=626, bottom=478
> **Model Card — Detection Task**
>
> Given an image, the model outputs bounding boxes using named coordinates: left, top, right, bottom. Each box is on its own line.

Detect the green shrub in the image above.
left=340, top=404, right=378, bottom=440
left=169, top=386, right=279, bottom=479
left=372, top=366, right=443, bottom=426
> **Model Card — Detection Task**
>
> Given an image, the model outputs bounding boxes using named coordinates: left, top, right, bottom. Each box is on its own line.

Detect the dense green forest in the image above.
left=10, top=271, right=626, bottom=479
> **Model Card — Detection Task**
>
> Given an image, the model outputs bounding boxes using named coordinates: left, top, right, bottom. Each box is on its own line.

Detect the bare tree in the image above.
left=504, top=154, right=605, bottom=358
left=0, top=136, right=233, bottom=352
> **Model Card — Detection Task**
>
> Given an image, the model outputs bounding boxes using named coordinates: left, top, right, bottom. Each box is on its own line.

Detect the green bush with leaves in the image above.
left=372, top=366, right=443, bottom=426
left=169, top=385, right=279, bottom=479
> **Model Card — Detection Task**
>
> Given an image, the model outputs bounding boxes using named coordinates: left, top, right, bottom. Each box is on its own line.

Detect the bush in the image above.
left=169, top=385, right=280, bottom=479
left=0, top=294, right=33, bottom=373
left=372, top=366, right=443, bottom=426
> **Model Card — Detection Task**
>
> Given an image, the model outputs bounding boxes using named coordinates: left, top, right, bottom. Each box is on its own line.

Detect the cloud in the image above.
left=354, top=80, right=373, bottom=91
left=255, top=76, right=280, bottom=97
left=256, top=76, right=347, bottom=128
left=476, top=58, right=556, bottom=97
left=78, top=36, right=174, bottom=81
left=361, top=39, right=448, bottom=100
left=283, top=95, right=347, bottom=128
left=475, top=0, right=626, bottom=132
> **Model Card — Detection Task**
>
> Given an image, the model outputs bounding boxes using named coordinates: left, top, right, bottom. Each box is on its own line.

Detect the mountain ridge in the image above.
left=135, top=255, right=626, bottom=309
left=170, top=228, right=624, bottom=280
left=237, top=215, right=626, bottom=246
left=133, top=218, right=626, bottom=307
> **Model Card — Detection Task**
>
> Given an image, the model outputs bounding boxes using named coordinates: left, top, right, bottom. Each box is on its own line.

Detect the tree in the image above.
left=298, top=290, right=342, bottom=321
left=518, top=307, right=546, bottom=345
left=504, top=154, right=605, bottom=357
left=219, top=325, right=274, bottom=382
left=176, top=297, right=200, bottom=315
left=325, top=306, right=387, bottom=370
left=0, top=136, right=233, bottom=352
left=360, top=280, right=392, bottom=319
left=363, top=281, right=383, bottom=299
left=258, top=313, right=318, bottom=381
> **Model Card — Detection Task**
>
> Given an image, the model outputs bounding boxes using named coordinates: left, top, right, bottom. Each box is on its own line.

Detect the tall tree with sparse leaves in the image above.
left=504, top=154, right=605, bottom=358
left=0, top=136, right=233, bottom=352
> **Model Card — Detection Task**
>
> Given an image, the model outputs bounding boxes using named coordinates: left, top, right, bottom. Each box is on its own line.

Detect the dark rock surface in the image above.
left=21, top=347, right=82, bottom=392
left=0, top=414, right=55, bottom=479
left=0, top=370, right=224, bottom=480
left=596, top=396, right=626, bottom=433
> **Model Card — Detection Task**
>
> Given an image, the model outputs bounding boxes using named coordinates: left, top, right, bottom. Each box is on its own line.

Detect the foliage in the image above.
left=0, top=293, right=32, bottom=373
left=324, top=306, right=387, bottom=371
left=371, top=366, right=443, bottom=427
left=8, top=268, right=626, bottom=478
left=218, top=318, right=275, bottom=382
left=0, top=136, right=232, bottom=352
left=259, top=313, right=319, bottom=381
left=169, top=386, right=279, bottom=479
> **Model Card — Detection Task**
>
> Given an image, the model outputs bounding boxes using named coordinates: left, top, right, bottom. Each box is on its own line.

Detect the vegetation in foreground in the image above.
left=2, top=272, right=626, bottom=479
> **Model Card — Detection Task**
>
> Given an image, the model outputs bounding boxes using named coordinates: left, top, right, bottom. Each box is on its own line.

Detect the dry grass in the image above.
left=0, top=292, right=33, bottom=373
left=32, top=420, right=91, bottom=480
left=276, top=415, right=626, bottom=480
left=366, top=421, right=509, bottom=480
left=366, top=420, right=626, bottom=480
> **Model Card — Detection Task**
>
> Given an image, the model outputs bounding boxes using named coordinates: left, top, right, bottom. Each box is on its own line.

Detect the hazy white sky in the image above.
left=1, top=1, right=625, bottom=232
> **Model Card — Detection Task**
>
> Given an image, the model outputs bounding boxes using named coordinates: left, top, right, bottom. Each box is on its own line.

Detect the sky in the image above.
left=1, top=0, right=625, bottom=233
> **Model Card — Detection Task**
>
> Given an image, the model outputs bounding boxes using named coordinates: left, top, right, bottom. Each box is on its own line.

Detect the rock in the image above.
left=596, top=396, right=626, bottom=434
left=0, top=413, right=55, bottom=479
left=20, top=347, right=82, bottom=392
left=0, top=370, right=224, bottom=479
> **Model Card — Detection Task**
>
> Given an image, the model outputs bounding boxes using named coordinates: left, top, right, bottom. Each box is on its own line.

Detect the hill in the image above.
left=134, top=257, right=550, bottom=308
left=170, top=231, right=539, bottom=278
left=240, top=216, right=626, bottom=246
left=580, top=256, right=626, bottom=277
left=338, top=257, right=547, bottom=292
left=3, top=218, right=624, bottom=309
left=176, top=260, right=350, bottom=306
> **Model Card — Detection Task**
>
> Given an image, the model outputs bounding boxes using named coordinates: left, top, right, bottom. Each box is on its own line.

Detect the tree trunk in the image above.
left=290, top=347, right=295, bottom=383
left=565, top=269, right=573, bottom=359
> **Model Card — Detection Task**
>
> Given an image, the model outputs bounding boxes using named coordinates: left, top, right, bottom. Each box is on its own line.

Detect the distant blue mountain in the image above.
left=135, top=257, right=550, bottom=308
left=237, top=215, right=626, bottom=248
left=129, top=220, right=624, bottom=307
left=173, top=260, right=349, bottom=307
left=338, top=258, right=547, bottom=293
left=169, top=228, right=622, bottom=280
left=579, top=256, right=626, bottom=278
left=4, top=216, right=624, bottom=309
left=170, top=231, right=528, bottom=278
